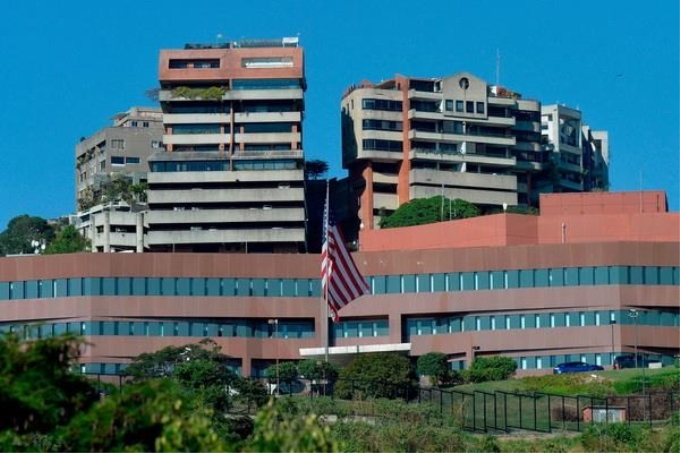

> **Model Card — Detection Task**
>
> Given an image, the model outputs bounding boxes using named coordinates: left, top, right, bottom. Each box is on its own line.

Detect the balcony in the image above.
left=163, top=113, right=230, bottom=124
left=410, top=169, right=517, bottom=191
left=409, top=148, right=516, bottom=167
left=148, top=187, right=305, bottom=205
left=147, top=227, right=305, bottom=245
left=148, top=207, right=305, bottom=225
left=148, top=169, right=303, bottom=184
left=408, top=130, right=516, bottom=147
left=163, top=133, right=229, bottom=145
left=233, top=111, right=301, bottom=123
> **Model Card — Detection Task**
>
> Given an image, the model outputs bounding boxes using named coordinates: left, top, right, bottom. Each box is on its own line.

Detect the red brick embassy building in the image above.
left=0, top=191, right=677, bottom=377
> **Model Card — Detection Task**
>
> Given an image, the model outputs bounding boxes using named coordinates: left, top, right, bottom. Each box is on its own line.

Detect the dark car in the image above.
left=553, top=361, right=604, bottom=374
left=613, top=355, right=661, bottom=369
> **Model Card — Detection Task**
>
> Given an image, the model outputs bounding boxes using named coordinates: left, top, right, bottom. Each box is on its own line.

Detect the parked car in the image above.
left=553, top=361, right=604, bottom=374
left=613, top=355, right=661, bottom=369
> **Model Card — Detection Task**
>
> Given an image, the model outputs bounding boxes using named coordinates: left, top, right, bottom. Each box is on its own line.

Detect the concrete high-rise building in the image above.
left=75, top=107, right=163, bottom=211
left=74, top=107, right=163, bottom=253
left=341, top=72, right=608, bottom=231
left=147, top=37, right=307, bottom=253
left=540, top=104, right=609, bottom=193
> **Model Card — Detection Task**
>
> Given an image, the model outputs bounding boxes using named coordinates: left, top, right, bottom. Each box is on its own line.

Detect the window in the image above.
left=111, top=156, right=124, bottom=165
left=151, top=140, right=163, bottom=149
left=476, top=102, right=485, bottom=114
left=455, top=100, right=463, bottom=112
left=111, top=139, right=125, bottom=149
left=125, top=157, right=140, bottom=164
left=242, top=57, right=293, bottom=68
left=143, top=121, right=149, bottom=127
left=466, top=101, right=474, bottom=113
left=361, top=98, right=402, bottom=111
left=445, top=100, right=453, bottom=111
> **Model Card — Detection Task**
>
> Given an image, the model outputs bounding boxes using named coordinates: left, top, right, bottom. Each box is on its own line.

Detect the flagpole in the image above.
left=323, top=180, right=330, bottom=367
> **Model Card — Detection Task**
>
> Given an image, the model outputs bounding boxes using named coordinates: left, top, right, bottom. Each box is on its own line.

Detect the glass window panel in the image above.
left=175, top=278, right=191, bottom=296
left=644, top=267, right=659, bottom=285
left=309, top=279, right=321, bottom=297
left=281, top=279, right=296, bottom=296
left=450, top=317, right=462, bottom=332
left=131, top=278, right=146, bottom=295
left=432, top=273, right=446, bottom=291
left=674, top=267, right=679, bottom=285
left=147, top=323, right=161, bottom=336
left=402, top=275, right=416, bottom=292
left=101, top=278, right=116, bottom=296
left=476, top=272, right=490, bottom=290
left=39, top=280, right=53, bottom=298
left=519, top=270, right=534, bottom=288
left=251, top=279, right=266, bottom=297
left=0, top=282, right=9, bottom=300
left=376, top=320, right=388, bottom=336
left=447, top=273, right=460, bottom=291
left=266, top=279, right=282, bottom=297
left=53, top=323, right=67, bottom=335
left=386, top=276, right=400, bottom=294
left=235, top=278, right=250, bottom=297
left=161, top=278, right=175, bottom=296
left=610, top=266, right=627, bottom=284
left=372, top=275, right=386, bottom=294
left=345, top=322, right=359, bottom=337
left=534, top=269, right=549, bottom=287
left=579, top=267, right=594, bottom=285
left=659, top=267, right=674, bottom=285
left=630, top=266, right=644, bottom=284
left=564, top=268, right=579, bottom=286
left=549, top=268, right=563, bottom=286
left=506, top=270, right=519, bottom=289
left=147, top=278, right=161, bottom=296
left=117, top=277, right=131, bottom=296
left=191, top=323, right=205, bottom=336
left=360, top=322, right=374, bottom=337
left=190, top=278, right=206, bottom=296
left=25, top=281, right=38, bottom=299
left=463, top=317, right=475, bottom=331
left=206, top=278, right=221, bottom=296
left=417, top=275, right=431, bottom=293
left=10, top=282, right=25, bottom=299
left=525, top=314, right=536, bottom=328
left=102, top=321, right=116, bottom=335
left=594, top=266, right=609, bottom=285
left=221, top=278, right=236, bottom=296
left=39, top=324, right=52, bottom=338
left=177, top=322, right=190, bottom=336
left=490, top=271, right=503, bottom=290
left=236, top=323, right=251, bottom=337
left=461, top=272, right=475, bottom=290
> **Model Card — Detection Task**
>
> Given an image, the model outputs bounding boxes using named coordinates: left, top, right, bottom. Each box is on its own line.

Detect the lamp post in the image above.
left=610, top=320, right=617, bottom=367
left=628, top=309, right=645, bottom=394
left=268, top=318, right=279, bottom=395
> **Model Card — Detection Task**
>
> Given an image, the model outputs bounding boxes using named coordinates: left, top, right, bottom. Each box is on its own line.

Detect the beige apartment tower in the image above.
left=147, top=37, right=307, bottom=253
left=341, top=72, right=608, bottom=231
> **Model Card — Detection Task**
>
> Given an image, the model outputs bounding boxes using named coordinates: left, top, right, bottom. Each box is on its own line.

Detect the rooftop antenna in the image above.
left=495, top=49, right=501, bottom=87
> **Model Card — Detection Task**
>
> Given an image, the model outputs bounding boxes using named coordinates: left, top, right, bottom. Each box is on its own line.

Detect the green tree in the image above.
left=265, top=361, right=299, bottom=390
left=335, top=353, right=418, bottom=400
left=298, top=359, right=339, bottom=382
left=0, top=215, right=55, bottom=256
left=59, top=379, right=228, bottom=452
left=0, top=333, right=99, bottom=439
left=463, top=356, right=518, bottom=383
left=417, top=352, right=450, bottom=386
left=43, top=225, right=89, bottom=254
left=304, top=159, right=329, bottom=180
left=379, top=196, right=480, bottom=229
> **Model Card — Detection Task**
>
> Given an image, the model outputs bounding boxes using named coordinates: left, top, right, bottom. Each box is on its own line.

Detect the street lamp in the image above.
left=610, top=320, right=617, bottom=367
left=628, top=309, right=645, bottom=394
left=268, top=318, right=280, bottom=395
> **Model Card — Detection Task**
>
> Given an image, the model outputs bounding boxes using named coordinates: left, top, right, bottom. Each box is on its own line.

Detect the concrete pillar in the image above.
left=103, top=211, right=111, bottom=253
left=136, top=212, right=144, bottom=253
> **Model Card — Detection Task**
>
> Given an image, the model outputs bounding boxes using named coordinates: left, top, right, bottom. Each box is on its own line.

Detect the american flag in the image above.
left=321, top=190, right=369, bottom=322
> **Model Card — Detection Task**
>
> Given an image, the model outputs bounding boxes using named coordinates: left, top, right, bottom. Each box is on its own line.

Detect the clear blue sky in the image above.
left=0, top=0, right=677, bottom=229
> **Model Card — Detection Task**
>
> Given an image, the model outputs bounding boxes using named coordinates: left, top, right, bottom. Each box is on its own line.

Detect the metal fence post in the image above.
left=472, top=392, right=477, bottom=431
left=576, top=397, right=580, bottom=432
left=534, top=394, right=538, bottom=431
left=519, top=393, right=523, bottom=429
left=494, top=391, right=498, bottom=430
left=483, top=393, right=487, bottom=432
left=547, top=395, right=552, bottom=432
left=504, top=392, right=508, bottom=431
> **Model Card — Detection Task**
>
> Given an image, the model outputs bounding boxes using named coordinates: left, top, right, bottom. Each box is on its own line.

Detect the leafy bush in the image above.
left=417, top=352, right=450, bottom=386
left=462, top=356, right=517, bottom=383
left=334, top=353, right=418, bottom=400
